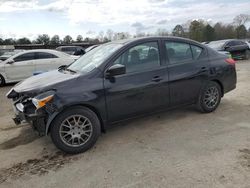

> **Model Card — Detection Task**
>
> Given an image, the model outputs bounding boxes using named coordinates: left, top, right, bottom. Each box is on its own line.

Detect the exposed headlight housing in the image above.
left=32, top=90, right=55, bottom=109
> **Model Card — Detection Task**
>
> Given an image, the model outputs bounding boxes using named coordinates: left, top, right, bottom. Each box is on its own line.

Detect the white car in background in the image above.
left=0, top=49, right=77, bottom=86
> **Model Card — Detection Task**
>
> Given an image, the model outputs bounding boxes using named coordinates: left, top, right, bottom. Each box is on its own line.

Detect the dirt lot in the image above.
left=0, top=61, right=250, bottom=188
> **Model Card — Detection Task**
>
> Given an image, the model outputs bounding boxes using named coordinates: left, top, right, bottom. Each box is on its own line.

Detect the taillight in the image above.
left=225, top=58, right=236, bottom=66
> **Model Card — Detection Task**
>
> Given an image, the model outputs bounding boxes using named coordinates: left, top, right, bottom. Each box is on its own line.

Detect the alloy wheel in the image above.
left=203, top=86, right=219, bottom=109
left=59, top=115, right=93, bottom=147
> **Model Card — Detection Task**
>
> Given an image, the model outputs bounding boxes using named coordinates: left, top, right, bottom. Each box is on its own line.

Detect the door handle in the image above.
left=151, top=76, right=163, bottom=82
left=199, top=67, right=208, bottom=73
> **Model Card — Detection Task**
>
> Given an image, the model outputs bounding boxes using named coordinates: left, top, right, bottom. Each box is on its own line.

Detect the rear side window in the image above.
left=234, top=41, right=246, bottom=45
left=36, top=52, right=58, bottom=59
left=165, top=41, right=203, bottom=64
left=191, top=45, right=202, bottom=60
left=165, top=41, right=192, bottom=64
left=14, top=52, right=35, bottom=62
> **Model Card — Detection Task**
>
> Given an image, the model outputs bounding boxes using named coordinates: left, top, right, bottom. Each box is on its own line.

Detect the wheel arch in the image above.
left=0, top=73, right=6, bottom=86
left=210, top=79, right=224, bottom=97
left=46, top=104, right=106, bottom=135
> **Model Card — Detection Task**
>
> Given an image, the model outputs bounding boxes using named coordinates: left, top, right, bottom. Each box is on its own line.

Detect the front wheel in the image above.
left=197, top=81, right=222, bottom=113
left=50, top=107, right=101, bottom=154
left=0, top=74, right=5, bottom=87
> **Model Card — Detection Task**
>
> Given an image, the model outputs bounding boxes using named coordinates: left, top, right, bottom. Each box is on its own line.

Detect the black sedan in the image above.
left=56, top=46, right=85, bottom=56
left=207, top=39, right=250, bottom=60
left=7, top=37, right=237, bottom=154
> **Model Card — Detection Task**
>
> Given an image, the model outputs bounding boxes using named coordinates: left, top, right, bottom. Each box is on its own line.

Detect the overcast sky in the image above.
left=0, top=0, right=249, bottom=39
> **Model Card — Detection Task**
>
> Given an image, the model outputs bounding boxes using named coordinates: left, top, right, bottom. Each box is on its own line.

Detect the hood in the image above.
left=13, top=70, right=80, bottom=93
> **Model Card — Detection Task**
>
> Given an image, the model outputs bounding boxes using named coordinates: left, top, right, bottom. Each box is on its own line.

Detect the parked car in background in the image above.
left=7, top=37, right=236, bottom=154
left=207, top=39, right=250, bottom=60
left=84, top=45, right=99, bottom=53
left=242, top=40, right=250, bottom=48
left=0, top=49, right=25, bottom=61
left=56, top=46, right=85, bottom=56
left=0, top=49, right=76, bottom=86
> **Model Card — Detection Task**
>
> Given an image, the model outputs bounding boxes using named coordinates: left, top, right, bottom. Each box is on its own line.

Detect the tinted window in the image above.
left=227, top=41, right=240, bottom=46
left=191, top=45, right=203, bottom=59
left=165, top=41, right=192, bottom=64
left=62, top=47, right=76, bottom=52
left=114, top=42, right=160, bottom=73
left=14, top=53, right=35, bottom=62
left=36, top=52, right=58, bottom=59
left=234, top=41, right=245, bottom=45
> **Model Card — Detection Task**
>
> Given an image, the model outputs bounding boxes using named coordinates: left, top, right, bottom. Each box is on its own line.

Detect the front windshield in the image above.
left=207, top=40, right=226, bottom=50
left=68, top=43, right=122, bottom=73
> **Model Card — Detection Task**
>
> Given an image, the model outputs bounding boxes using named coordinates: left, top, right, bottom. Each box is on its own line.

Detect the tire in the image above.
left=244, top=50, right=250, bottom=60
left=50, top=106, right=101, bottom=154
left=196, top=81, right=222, bottom=113
left=0, top=74, right=5, bottom=87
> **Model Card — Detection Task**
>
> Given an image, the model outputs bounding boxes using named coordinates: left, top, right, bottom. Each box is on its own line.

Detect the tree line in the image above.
left=172, top=14, right=250, bottom=42
left=0, top=14, right=250, bottom=46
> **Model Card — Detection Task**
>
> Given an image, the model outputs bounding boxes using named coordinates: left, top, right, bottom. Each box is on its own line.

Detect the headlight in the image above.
left=32, top=90, right=55, bottom=109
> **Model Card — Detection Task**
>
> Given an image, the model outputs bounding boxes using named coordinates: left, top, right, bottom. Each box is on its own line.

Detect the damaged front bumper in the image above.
left=12, top=101, right=47, bottom=135
left=8, top=89, right=58, bottom=136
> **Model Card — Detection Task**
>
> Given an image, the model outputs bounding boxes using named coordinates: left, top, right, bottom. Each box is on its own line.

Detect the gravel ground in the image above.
left=0, top=60, right=250, bottom=188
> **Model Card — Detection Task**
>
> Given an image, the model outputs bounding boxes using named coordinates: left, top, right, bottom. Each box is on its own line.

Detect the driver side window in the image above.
left=114, top=42, right=160, bottom=73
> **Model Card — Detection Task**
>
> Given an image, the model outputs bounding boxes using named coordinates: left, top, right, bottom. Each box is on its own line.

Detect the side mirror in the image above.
left=58, top=65, right=67, bottom=70
left=106, top=64, right=126, bottom=78
left=7, top=60, right=14, bottom=64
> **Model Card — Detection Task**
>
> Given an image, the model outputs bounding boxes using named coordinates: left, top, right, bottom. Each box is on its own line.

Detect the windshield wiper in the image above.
left=65, top=68, right=77, bottom=74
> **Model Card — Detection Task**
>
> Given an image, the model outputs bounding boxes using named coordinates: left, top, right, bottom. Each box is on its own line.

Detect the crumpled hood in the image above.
left=14, top=70, right=79, bottom=93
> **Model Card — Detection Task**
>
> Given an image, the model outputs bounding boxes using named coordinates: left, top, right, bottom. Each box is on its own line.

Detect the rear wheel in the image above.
left=50, top=107, right=101, bottom=154
left=0, top=74, right=5, bottom=87
left=244, top=50, right=250, bottom=60
left=197, top=81, right=222, bottom=113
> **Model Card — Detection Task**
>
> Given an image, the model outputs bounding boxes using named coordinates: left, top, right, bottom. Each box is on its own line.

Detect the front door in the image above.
left=5, top=52, right=35, bottom=81
left=104, top=41, right=169, bottom=122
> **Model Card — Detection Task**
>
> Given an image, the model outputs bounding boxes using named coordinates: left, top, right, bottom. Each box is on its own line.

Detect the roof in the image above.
left=111, top=36, right=203, bottom=46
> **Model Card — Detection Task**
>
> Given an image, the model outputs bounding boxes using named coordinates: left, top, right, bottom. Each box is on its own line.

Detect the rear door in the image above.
left=104, top=41, right=169, bottom=122
left=34, top=52, right=59, bottom=72
left=164, top=40, right=209, bottom=106
left=5, top=52, right=35, bottom=80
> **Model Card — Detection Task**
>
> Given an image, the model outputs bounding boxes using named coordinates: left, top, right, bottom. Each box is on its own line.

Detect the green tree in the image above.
left=189, top=20, right=205, bottom=42
left=50, top=35, right=60, bottom=45
left=236, top=25, right=247, bottom=39
left=247, top=27, right=250, bottom=38
left=36, top=34, right=50, bottom=45
left=63, top=35, right=73, bottom=44
left=3, top=38, right=16, bottom=45
left=16, top=37, right=31, bottom=44
left=172, top=24, right=185, bottom=37
left=202, top=24, right=215, bottom=42
left=76, top=35, right=83, bottom=42
left=84, top=37, right=90, bottom=42
left=224, top=25, right=236, bottom=39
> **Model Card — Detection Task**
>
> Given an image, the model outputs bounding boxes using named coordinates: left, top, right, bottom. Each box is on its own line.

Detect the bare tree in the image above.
left=98, top=31, right=104, bottom=42
left=106, top=29, right=114, bottom=41
left=233, top=14, right=250, bottom=26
